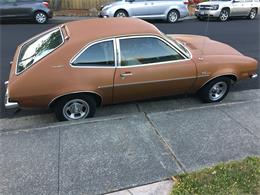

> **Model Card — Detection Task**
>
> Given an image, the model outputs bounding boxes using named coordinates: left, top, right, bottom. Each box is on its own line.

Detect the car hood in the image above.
left=101, top=1, right=122, bottom=9
left=198, top=1, right=230, bottom=5
left=168, top=34, right=242, bottom=56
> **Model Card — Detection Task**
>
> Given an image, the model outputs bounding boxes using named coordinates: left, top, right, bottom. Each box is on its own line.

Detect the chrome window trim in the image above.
left=16, top=27, right=65, bottom=75
left=70, top=38, right=117, bottom=69
left=116, top=35, right=191, bottom=68
left=48, top=90, right=103, bottom=107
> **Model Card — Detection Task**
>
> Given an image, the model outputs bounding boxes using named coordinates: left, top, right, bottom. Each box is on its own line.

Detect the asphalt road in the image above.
left=0, top=17, right=259, bottom=118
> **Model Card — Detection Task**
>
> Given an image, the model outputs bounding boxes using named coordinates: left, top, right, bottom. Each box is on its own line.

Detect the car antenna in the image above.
left=201, top=17, right=210, bottom=57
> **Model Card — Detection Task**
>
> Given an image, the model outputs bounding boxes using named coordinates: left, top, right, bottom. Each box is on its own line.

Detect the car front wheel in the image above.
left=248, top=8, right=257, bottom=20
left=54, top=95, right=96, bottom=121
left=114, top=10, right=128, bottom=17
left=34, top=11, right=48, bottom=24
left=219, top=9, right=229, bottom=22
left=167, top=10, right=180, bottom=23
left=199, top=77, right=231, bottom=103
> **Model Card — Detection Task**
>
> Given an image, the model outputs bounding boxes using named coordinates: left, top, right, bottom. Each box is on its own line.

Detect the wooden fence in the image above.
left=49, top=0, right=113, bottom=10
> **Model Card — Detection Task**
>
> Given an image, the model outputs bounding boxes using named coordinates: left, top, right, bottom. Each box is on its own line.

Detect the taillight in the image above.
left=42, top=2, right=49, bottom=8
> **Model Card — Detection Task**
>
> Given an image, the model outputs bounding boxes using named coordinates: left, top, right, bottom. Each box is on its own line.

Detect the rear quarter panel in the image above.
left=8, top=40, right=114, bottom=108
left=192, top=54, right=258, bottom=91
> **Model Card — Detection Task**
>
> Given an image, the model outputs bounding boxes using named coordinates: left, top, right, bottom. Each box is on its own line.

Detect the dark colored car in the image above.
left=0, top=0, right=53, bottom=24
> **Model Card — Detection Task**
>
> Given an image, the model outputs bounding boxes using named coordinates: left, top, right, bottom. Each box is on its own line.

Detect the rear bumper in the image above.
left=46, top=10, right=53, bottom=18
left=250, top=73, right=258, bottom=79
left=5, top=81, right=19, bottom=109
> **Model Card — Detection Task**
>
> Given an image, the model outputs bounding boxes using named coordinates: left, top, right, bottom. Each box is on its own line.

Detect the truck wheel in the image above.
left=248, top=8, right=257, bottom=20
left=219, top=9, right=229, bottom=22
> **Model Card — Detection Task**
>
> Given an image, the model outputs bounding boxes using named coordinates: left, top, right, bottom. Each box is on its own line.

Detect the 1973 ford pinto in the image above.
left=5, top=18, right=258, bottom=121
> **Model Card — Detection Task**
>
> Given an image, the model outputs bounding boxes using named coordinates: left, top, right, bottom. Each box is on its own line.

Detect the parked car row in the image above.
left=0, top=0, right=259, bottom=24
left=99, top=0, right=259, bottom=22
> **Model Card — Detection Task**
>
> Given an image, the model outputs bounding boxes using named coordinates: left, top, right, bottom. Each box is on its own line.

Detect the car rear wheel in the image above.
left=34, top=11, right=48, bottom=24
left=248, top=8, right=257, bottom=20
left=198, top=77, right=231, bottom=103
left=219, top=9, right=229, bottom=22
left=54, top=95, right=96, bottom=121
left=114, top=10, right=128, bottom=17
left=167, top=10, right=180, bottom=23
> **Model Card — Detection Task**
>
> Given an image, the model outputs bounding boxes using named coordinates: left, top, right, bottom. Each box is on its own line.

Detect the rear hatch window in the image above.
left=17, top=28, right=64, bottom=74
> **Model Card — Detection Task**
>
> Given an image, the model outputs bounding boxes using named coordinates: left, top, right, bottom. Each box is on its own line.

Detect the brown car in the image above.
left=5, top=18, right=258, bottom=121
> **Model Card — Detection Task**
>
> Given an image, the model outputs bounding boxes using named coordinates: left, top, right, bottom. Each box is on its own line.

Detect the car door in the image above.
left=128, top=0, right=151, bottom=16
left=70, top=39, right=117, bottom=104
left=0, top=0, right=18, bottom=18
left=14, top=0, right=35, bottom=18
left=0, top=0, right=32, bottom=18
left=231, top=0, right=247, bottom=16
left=113, top=36, right=197, bottom=104
left=243, top=0, right=254, bottom=15
left=146, top=0, right=168, bottom=16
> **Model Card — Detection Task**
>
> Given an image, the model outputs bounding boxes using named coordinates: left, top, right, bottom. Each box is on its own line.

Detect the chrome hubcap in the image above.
left=63, top=99, right=90, bottom=120
left=220, top=10, right=229, bottom=21
left=116, top=12, right=126, bottom=17
left=169, top=11, right=178, bottom=22
left=209, top=81, right=228, bottom=101
left=36, top=13, right=46, bottom=23
left=250, top=9, right=256, bottom=19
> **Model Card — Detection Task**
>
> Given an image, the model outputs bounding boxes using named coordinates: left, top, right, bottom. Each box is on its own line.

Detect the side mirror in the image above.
left=232, top=0, right=240, bottom=3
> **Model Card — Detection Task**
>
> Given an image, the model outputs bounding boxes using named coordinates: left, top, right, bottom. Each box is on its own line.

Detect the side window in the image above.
left=119, top=37, right=184, bottom=67
left=72, top=40, right=115, bottom=67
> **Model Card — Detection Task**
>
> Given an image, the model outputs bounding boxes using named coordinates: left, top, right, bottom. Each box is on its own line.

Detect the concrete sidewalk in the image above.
left=1, top=90, right=260, bottom=195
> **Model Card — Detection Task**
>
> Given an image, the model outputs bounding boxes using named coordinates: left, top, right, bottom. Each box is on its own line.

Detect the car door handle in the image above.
left=120, top=72, right=133, bottom=79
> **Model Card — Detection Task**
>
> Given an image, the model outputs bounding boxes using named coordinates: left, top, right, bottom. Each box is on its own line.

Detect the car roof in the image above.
left=64, top=18, right=163, bottom=43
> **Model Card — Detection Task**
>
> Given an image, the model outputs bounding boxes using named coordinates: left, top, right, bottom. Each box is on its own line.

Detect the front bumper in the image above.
left=195, top=9, right=221, bottom=18
left=98, top=10, right=110, bottom=18
left=5, top=81, right=19, bottom=109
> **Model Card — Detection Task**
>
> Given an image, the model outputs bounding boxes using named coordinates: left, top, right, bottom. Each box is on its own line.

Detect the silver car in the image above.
left=195, top=0, right=259, bottom=21
left=98, top=0, right=189, bottom=23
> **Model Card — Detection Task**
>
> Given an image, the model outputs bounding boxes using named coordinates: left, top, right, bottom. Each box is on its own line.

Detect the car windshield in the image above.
left=17, top=28, right=63, bottom=74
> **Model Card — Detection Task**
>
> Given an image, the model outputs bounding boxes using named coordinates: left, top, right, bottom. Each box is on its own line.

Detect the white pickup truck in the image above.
left=195, top=0, right=259, bottom=21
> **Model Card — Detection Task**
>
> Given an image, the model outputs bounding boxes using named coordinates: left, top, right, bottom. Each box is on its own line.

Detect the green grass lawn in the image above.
left=171, top=156, right=260, bottom=195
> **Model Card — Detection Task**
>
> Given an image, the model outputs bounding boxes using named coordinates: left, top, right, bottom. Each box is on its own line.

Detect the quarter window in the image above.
left=72, top=40, right=115, bottom=67
left=119, top=37, right=184, bottom=67
left=17, top=28, right=63, bottom=74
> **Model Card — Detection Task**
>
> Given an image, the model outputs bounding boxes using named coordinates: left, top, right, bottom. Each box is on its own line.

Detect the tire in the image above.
left=219, top=9, right=229, bottom=22
left=34, top=11, right=48, bottom=24
left=198, top=77, right=231, bottom=103
left=167, top=10, right=180, bottom=23
left=248, top=8, right=257, bottom=20
left=114, top=10, right=128, bottom=17
left=54, top=95, right=96, bottom=121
